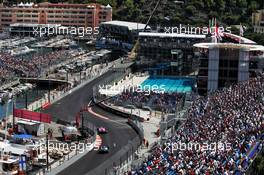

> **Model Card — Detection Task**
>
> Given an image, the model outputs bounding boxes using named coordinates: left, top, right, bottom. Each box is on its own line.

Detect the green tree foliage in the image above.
left=96, top=0, right=117, bottom=8
left=3, top=0, right=264, bottom=43
left=185, top=5, right=196, bottom=16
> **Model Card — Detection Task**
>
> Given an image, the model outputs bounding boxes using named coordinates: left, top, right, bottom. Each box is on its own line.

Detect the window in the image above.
left=249, top=61, right=258, bottom=69
left=198, top=69, right=208, bottom=76
left=1, top=19, right=11, bottom=22
left=200, top=59, right=208, bottom=67
left=219, top=60, right=228, bottom=67
left=2, top=14, right=12, bottom=17
left=219, top=69, right=228, bottom=77
left=229, top=60, right=238, bottom=68
left=229, top=70, right=237, bottom=78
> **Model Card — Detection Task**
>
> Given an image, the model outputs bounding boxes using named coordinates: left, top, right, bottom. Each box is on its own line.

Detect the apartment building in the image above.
left=0, top=2, right=112, bottom=32
left=252, top=10, right=264, bottom=34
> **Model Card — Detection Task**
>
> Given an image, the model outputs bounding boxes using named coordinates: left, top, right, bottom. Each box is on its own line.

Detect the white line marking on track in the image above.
left=87, top=100, right=129, bottom=127
left=88, top=107, right=109, bottom=120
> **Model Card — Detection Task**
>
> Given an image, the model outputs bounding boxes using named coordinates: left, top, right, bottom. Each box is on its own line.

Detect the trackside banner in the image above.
left=13, top=108, right=51, bottom=123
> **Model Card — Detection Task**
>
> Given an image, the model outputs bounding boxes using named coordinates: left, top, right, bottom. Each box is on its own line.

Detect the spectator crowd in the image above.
left=0, top=50, right=69, bottom=85
left=111, top=90, right=184, bottom=113
left=127, top=74, right=264, bottom=175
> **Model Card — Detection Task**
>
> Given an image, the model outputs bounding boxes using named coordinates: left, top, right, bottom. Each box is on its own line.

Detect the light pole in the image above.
left=25, top=91, right=28, bottom=109
left=12, top=97, right=16, bottom=132
left=79, top=69, right=82, bottom=83
left=48, top=80, right=51, bottom=103
left=46, top=133, right=49, bottom=171
left=4, top=99, right=11, bottom=141
left=66, top=70, right=69, bottom=84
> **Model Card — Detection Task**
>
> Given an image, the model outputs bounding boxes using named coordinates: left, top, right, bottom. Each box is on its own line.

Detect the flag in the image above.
left=19, top=155, right=27, bottom=171
left=213, top=18, right=223, bottom=42
left=240, top=23, right=244, bottom=36
left=211, top=18, right=214, bottom=29
left=209, top=18, right=222, bottom=42
left=209, top=19, right=212, bottom=33
left=75, top=112, right=80, bottom=128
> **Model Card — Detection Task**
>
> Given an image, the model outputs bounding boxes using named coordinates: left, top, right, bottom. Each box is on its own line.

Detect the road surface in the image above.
left=43, top=70, right=139, bottom=175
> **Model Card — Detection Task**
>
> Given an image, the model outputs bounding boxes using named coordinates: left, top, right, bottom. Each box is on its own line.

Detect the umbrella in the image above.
left=13, top=134, right=32, bottom=139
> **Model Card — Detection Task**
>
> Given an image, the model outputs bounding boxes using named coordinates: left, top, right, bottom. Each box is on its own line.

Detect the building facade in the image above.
left=137, top=32, right=206, bottom=76
left=252, top=10, right=264, bottom=34
left=195, top=43, right=264, bottom=94
left=96, top=20, right=149, bottom=51
left=0, top=2, right=112, bottom=32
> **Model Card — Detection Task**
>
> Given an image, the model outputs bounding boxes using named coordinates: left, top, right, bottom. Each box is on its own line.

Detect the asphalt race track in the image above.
left=43, top=71, right=140, bottom=175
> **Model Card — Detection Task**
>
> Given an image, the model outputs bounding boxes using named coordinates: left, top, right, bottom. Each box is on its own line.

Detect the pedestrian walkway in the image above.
left=99, top=73, right=149, bottom=96
left=105, top=101, right=163, bottom=121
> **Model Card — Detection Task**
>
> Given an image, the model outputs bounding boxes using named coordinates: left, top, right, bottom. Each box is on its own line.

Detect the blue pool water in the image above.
left=141, top=77, right=194, bottom=93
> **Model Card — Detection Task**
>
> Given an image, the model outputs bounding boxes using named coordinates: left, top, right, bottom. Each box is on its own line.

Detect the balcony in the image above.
left=250, top=55, right=264, bottom=60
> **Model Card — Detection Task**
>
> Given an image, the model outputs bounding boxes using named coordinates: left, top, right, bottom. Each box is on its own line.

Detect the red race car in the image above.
left=97, top=127, right=108, bottom=134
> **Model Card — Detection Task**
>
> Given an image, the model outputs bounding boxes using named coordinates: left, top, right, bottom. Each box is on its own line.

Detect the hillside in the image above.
left=2, top=0, right=264, bottom=44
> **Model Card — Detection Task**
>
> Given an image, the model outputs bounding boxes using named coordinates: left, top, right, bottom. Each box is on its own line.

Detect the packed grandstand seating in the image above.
left=111, top=90, right=184, bottom=113
left=0, top=50, right=69, bottom=85
left=127, top=74, right=264, bottom=175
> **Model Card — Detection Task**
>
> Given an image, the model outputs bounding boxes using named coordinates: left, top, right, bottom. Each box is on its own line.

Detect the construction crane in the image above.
left=129, top=0, right=162, bottom=59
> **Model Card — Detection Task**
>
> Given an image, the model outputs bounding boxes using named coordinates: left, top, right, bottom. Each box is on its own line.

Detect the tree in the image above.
left=248, top=1, right=259, bottom=13
left=96, top=0, right=117, bottom=9
left=185, top=5, right=196, bottom=16
left=237, top=0, right=247, bottom=8
left=128, top=0, right=135, bottom=9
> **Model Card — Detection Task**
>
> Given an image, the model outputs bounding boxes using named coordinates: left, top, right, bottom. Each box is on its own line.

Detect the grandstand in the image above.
left=127, top=73, right=264, bottom=175
left=137, top=32, right=206, bottom=76
left=96, top=20, right=150, bottom=51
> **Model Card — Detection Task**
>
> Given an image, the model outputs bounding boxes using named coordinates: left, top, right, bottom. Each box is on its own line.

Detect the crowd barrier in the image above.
left=94, top=98, right=145, bottom=122
left=127, top=118, right=144, bottom=141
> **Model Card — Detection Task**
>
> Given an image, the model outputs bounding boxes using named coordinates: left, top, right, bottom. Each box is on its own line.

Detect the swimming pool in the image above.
left=140, top=77, right=194, bottom=93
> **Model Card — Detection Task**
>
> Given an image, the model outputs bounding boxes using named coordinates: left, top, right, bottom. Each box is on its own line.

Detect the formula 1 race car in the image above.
left=98, top=145, right=110, bottom=154
left=97, top=127, right=108, bottom=134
